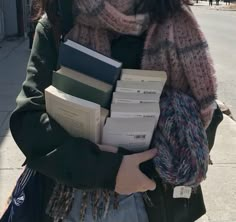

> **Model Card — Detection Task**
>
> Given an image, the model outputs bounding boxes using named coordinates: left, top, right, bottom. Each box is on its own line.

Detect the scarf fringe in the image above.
left=46, top=184, right=118, bottom=221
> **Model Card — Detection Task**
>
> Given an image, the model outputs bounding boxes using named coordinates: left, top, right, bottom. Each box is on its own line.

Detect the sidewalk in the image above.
left=192, top=0, right=236, bottom=11
left=0, top=38, right=29, bottom=212
left=0, top=39, right=236, bottom=222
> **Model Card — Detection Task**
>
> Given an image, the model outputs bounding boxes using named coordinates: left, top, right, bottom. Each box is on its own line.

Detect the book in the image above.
left=52, top=66, right=113, bottom=108
left=121, top=69, right=167, bottom=82
left=112, top=92, right=159, bottom=104
left=59, top=40, right=122, bottom=85
left=100, top=108, right=109, bottom=139
left=116, top=80, right=165, bottom=94
left=45, top=85, right=105, bottom=143
left=110, top=103, right=160, bottom=120
left=102, top=117, right=156, bottom=152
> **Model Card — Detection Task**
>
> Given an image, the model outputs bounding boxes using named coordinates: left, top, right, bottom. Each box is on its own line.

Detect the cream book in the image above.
left=116, top=80, right=165, bottom=94
left=112, top=92, right=159, bottom=104
left=121, top=69, right=167, bottom=82
left=45, top=85, right=104, bottom=143
left=102, top=117, right=156, bottom=152
left=110, top=103, right=160, bottom=120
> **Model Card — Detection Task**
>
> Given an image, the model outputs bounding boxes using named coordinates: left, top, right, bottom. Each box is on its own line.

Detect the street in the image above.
left=192, top=5, right=236, bottom=116
left=0, top=4, right=236, bottom=222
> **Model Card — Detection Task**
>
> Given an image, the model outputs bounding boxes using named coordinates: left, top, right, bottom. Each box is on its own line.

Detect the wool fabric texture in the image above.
left=47, top=0, right=216, bottom=221
left=152, top=88, right=209, bottom=186
left=67, top=0, right=217, bottom=126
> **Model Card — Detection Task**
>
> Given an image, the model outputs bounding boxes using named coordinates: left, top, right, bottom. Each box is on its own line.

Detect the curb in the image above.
left=216, top=100, right=235, bottom=121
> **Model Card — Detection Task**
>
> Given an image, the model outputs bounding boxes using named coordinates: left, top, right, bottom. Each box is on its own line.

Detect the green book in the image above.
left=52, top=66, right=113, bottom=108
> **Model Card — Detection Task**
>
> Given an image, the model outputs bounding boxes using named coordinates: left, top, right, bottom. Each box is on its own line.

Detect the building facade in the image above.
left=0, top=0, right=30, bottom=41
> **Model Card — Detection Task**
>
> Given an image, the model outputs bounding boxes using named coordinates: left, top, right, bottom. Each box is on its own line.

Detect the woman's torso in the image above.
left=62, top=33, right=149, bottom=222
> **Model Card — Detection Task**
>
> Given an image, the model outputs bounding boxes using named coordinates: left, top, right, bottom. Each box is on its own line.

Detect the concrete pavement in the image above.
left=191, top=5, right=236, bottom=119
left=193, top=0, right=236, bottom=10
left=0, top=37, right=236, bottom=221
left=0, top=38, right=28, bottom=214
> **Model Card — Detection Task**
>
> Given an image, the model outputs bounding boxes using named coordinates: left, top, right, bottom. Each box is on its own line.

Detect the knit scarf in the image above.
left=46, top=0, right=217, bottom=221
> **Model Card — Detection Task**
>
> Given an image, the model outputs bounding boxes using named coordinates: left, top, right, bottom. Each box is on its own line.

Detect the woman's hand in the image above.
left=97, top=144, right=118, bottom=153
left=115, top=149, right=157, bottom=195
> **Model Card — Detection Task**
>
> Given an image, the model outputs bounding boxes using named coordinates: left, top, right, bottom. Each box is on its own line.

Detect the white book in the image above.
left=111, top=103, right=160, bottom=120
left=112, top=92, right=159, bottom=104
left=45, top=85, right=101, bottom=143
left=102, top=118, right=156, bottom=152
left=121, top=69, right=167, bottom=82
left=116, top=80, right=165, bottom=94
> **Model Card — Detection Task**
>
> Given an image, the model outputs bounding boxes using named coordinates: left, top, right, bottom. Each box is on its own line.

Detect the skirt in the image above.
left=63, top=191, right=149, bottom=222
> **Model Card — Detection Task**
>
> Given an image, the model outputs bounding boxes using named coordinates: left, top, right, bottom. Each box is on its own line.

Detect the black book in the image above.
left=59, top=40, right=122, bottom=85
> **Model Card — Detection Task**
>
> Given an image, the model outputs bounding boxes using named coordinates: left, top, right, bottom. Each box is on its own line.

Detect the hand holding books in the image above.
left=115, top=149, right=157, bottom=195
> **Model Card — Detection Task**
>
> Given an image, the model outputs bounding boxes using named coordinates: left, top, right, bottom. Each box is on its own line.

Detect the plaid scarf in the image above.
left=46, top=0, right=217, bottom=221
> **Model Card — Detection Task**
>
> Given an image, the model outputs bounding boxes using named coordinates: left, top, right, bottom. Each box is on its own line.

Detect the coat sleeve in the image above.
left=9, top=19, right=123, bottom=190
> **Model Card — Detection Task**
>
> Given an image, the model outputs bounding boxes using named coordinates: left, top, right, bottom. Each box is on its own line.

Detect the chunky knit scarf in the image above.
left=46, top=0, right=217, bottom=221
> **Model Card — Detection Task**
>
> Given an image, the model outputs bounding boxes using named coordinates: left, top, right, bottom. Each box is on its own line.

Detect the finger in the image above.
left=133, top=149, right=157, bottom=164
left=137, top=171, right=156, bottom=191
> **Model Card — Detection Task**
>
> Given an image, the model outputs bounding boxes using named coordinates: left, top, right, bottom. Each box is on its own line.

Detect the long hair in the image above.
left=35, top=0, right=59, bottom=23
left=38, top=0, right=187, bottom=23
left=144, top=0, right=184, bottom=22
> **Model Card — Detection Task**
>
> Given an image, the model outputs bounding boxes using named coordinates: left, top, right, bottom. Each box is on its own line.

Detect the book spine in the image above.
left=112, top=98, right=158, bottom=104
left=121, top=75, right=164, bottom=82
left=116, top=87, right=159, bottom=94
left=52, top=72, right=112, bottom=108
left=110, top=112, right=159, bottom=119
left=102, top=129, right=152, bottom=152
left=59, top=44, right=121, bottom=84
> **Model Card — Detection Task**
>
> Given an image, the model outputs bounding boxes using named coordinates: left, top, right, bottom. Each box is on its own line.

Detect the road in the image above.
left=192, top=6, right=236, bottom=117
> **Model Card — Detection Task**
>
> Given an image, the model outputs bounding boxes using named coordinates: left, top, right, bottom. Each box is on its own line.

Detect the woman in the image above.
left=9, top=0, right=217, bottom=221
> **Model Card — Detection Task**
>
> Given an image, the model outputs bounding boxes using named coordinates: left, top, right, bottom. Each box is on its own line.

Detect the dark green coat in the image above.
left=9, top=16, right=126, bottom=222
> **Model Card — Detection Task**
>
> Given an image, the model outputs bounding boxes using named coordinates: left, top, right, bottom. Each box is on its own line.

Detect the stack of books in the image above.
left=45, top=40, right=167, bottom=149
left=45, top=40, right=122, bottom=143
left=102, top=69, right=167, bottom=152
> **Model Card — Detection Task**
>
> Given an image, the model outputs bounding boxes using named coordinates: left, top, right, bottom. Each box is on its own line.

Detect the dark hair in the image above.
left=38, top=0, right=187, bottom=25
left=143, top=0, right=184, bottom=22
left=36, top=0, right=59, bottom=23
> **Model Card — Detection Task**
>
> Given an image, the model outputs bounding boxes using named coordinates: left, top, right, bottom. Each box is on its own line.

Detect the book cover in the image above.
left=102, top=117, right=156, bottom=151
left=52, top=67, right=113, bottom=108
left=121, top=69, right=167, bottom=82
left=45, top=86, right=101, bottom=143
left=59, top=40, right=122, bottom=85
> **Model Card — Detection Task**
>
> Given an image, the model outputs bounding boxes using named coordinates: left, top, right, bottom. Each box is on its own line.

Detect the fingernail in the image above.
left=150, top=184, right=156, bottom=191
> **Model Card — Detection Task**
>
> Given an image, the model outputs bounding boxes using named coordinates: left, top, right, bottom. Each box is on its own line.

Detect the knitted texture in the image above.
left=152, top=89, right=209, bottom=186
left=67, top=0, right=217, bottom=127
